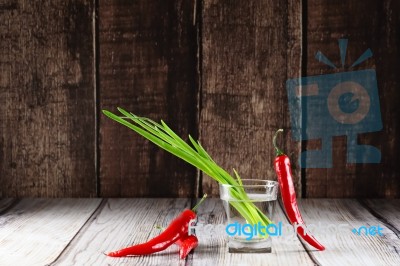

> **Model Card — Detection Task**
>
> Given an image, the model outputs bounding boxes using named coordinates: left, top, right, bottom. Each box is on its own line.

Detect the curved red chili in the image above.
left=107, top=209, right=196, bottom=257
left=176, top=235, right=198, bottom=259
left=273, top=129, right=325, bottom=251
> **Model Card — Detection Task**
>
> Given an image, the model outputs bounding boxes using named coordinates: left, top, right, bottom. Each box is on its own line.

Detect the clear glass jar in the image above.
left=219, top=179, right=278, bottom=253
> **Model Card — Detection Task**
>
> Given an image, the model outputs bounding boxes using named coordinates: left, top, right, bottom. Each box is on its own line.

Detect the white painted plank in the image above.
left=2, top=198, right=398, bottom=266
left=297, top=199, right=400, bottom=266
left=363, top=199, right=400, bottom=231
left=0, top=198, right=102, bottom=266
left=54, top=198, right=191, bottom=266
left=190, top=198, right=315, bottom=266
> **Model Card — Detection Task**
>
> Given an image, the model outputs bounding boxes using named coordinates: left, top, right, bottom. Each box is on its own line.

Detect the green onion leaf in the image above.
left=102, top=108, right=273, bottom=232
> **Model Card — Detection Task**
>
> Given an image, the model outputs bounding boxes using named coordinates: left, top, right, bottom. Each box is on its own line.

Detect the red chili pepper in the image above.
left=176, top=235, right=199, bottom=259
left=107, top=209, right=196, bottom=257
left=107, top=195, right=206, bottom=258
left=273, top=129, right=325, bottom=251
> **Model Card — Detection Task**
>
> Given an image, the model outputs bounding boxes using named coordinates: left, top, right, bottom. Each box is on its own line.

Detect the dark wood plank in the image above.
left=305, top=0, right=400, bottom=197
left=99, top=0, right=198, bottom=197
left=0, top=198, right=397, bottom=265
left=200, top=0, right=303, bottom=196
left=0, top=1, right=96, bottom=197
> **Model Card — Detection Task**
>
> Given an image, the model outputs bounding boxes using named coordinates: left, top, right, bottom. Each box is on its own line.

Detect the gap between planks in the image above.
left=1, top=198, right=399, bottom=266
left=358, top=199, right=400, bottom=238
left=190, top=198, right=314, bottom=266
left=0, top=198, right=102, bottom=266
left=53, top=198, right=191, bottom=266
left=48, top=199, right=107, bottom=265
left=297, top=199, right=400, bottom=266
left=0, top=198, right=19, bottom=215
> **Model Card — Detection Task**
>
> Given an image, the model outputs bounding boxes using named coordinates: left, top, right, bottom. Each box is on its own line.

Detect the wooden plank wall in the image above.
left=305, top=0, right=400, bottom=197
left=199, top=0, right=302, bottom=196
left=0, top=0, right=96, bottom=197
left=0, top=0, right=399, bottom=198
left=98, top=0, right=197, bottom=197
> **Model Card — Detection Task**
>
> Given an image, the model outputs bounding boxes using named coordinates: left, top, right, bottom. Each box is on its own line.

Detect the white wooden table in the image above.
left=0, top=198, right=399, bottom=266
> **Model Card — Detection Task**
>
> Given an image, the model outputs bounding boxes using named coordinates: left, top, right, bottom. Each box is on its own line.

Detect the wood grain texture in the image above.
left=191, top=198, right=315, bottom=266
left=200, top=0, right=302, bottom=197
left=0, top=198, right=101, bottom=266
left=0, top=198, right=17, bottom=213
left=0, top=198, right=398, bottom=265
left=361, top=199, right=400, bottom=233
left=99, top=0, right=198, bottom=197
left=297, top=199, right=400, bottom=266
left=305, top=0, right=400, bottom=197
left=0, top=0, right=96, bottom=197
left=53, top=198, right=190, bottom=266
left=0, top=1, right=399, bottom=199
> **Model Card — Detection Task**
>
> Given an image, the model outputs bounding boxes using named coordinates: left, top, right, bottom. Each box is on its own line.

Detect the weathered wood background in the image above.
left=0, top=0, right=399, bottom=198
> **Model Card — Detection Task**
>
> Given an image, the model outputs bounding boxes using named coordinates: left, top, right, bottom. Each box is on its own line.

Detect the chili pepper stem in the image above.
left=155, top=225, right=163, bottom=230
left=192, top=194, right=207, bottom=212
left=273, top=129, right=285, bottom=156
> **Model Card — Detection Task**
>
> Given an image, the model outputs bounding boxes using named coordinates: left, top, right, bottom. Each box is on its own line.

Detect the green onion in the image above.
left=103, top=107, right=272, bottom=231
